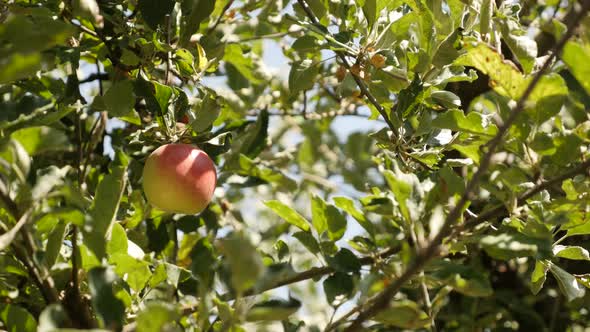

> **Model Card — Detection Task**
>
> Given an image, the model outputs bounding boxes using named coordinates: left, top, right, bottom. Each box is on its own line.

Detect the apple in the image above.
left=142, top=144, right=217, bottom=214
left=179, top=114, right=190, bottom=124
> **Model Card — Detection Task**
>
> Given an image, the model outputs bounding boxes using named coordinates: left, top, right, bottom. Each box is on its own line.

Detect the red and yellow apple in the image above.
left=142, top=144, right=217, bottom=214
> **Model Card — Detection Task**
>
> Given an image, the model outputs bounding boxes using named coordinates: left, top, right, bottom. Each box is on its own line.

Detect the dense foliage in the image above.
left=1, top=0, right=590, bottom=331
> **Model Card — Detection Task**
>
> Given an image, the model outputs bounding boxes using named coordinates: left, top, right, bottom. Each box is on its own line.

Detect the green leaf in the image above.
left=289, top=60, right=319, bottom=95
left=439, top=166, right=465, bottom=195
left=0, top=54, right=41, bottom=84
left=302, top=0, right=327, bottom=20
left=480, top=232, right=551, bottom=260
left=84, top=159, right=128, bottom=259
left=430, top=261, right=493, bottom=297
left=326, top=248, right=362, bottom=273
left=530, top=133, right=556, bottom=156
left=0, top=104, right=74, bottom=135
left=562, top=41, right=590, bottom=95
left=576, top=274, right=590, bottom=289
left=292, top=36, right=319, bottom=52
left=138, top=0, right=175, bottom=30
left=309, top=195, right=347, bottom=241
left=432, top=110, right=498, bottom=136
left=0, top=304, right=37, bottom=332
left=11, top=126, right=72, bottom=155
left=383, top=169, right=413, bottom=223
left=323, top=272, right=354, bottom=305
left=409, top=150, right=442, bottom=168
left=265, top=200, right=311, bottom=232
left=479, top=0, right=492, bottom=37
left=528, top=74, right=568, bottom=124
left=530, top=260, right=548, bottom=294
left=551, top=134, right=582, bottom=166
left=43, top=221, right=66, bottom=269
left=220, top=232, right=265, bottom=293
left=246, top=298, right=301, bottom=322
left=78, top=244, right=101, bottom=270
left=432, top=29, right=464, bottom=68
left=180, top=0, right=216, bottom=45
left=166, top=263, right=192, bottom=289
left=136, top=302, right=180, bottom=332
left=87, top=267, right=126, bottom=329
left=109, top=253, right=151, bottom=292
left=373, top=300, right=430, bottom=329
left=548, top=262, right=586, bottom=301
left=0, top=12, right=74, bottom=82
left=0, top=10, right=75, bottom=52
left=190, top=237, right=216, bottom=284
left=292, top=231, right=321, bottom=255
left=362, top=0, right=377, bottom=28
left=333, top=196, right=375, bottom=236
left=274, top=240, right=289, bottom=261
left=567, top=221, right=590, bottom=237
left=235, top=109, right=268, bottom=158
left=553, top=245, right=590, bottom=261
left=190, top=93, right=221, bottom=133
left=107, top=223, right=128, bottom=257
left=455, top=43, right=525, bottom=99
left=429, top=90, right=462, bottom=109
left=223, top=44, right=264, bottom=86
left=497, top=17, right=537, bottom=73
left=98, top=80, right=139, bottom=122
left=134, top=78, right=173, bottom=115
left=175, top=48, right=195, bottom=76
left=226, top=154, right=297, bottom=191
left=150, top=264, right=168, bottom=288
left=310, top=195, right=328, bottom=235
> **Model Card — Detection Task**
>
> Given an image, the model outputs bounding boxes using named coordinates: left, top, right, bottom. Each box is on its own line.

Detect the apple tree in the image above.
left=1, top=0, right=590, bottom=331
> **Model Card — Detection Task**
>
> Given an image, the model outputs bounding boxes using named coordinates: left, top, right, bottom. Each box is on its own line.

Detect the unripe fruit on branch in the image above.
left=142, top=144, right=217, bottom=214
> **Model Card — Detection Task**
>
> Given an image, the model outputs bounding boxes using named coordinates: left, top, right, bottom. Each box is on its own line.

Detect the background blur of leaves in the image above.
left=0, top=0, right=589, bottom=331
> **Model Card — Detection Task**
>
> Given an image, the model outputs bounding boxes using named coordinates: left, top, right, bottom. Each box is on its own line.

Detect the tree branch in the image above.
left=120, top=246, right=400, bottom=332
left=460, top=157, right=590, bottom=232
left=221, top=246, right=400, bottom=301
left=295, top=0, right=398, bottom=138
left=0, top=193, right=60, bottom=304
left=79, top=72, right=109, bottom=84
left=342, top=2, right=590, bottom=330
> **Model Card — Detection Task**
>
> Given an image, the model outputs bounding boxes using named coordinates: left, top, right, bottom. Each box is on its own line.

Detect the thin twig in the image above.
left=295, top=0, right=398, bottom=138
left=229, top=32, right=291, bottom=43
left=409, top=226, right=436, bottom=332
left=206, top=0, right=235, bottom=36
left=79, top=72, right=109, bottom=84
left=217, top=246, right=400, bottom=301
left=73, top=109, right=84, bottom=298
left=342, top=2, right=590, bottom=330
left=246, top=108, right=386, bottom=122
left=71, top=20, right=98, bottom=37
left=302, top=90, right=308, bottom=119
left=13, top=241, right=60, bottom=303
left=165, top=14, right=172, bottom=85
left=96, top=59, right=104, bottom=95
